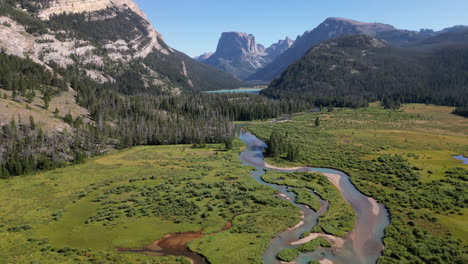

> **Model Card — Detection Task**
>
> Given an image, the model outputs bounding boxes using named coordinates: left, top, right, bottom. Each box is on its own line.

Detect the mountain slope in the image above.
left=248, top=17, right=431, bottom=82
left=0, top=1, right=244, bottom=93
left=199, top=32, right=293, bottom=80
left=263, top=34, right=468, bottom=108
left=405, top=29, right=468, bottom=50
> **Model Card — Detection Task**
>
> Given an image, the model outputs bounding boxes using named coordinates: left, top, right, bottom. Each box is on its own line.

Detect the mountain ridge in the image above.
left=0, top=0, right=244, bottom=92
left=262, top=34, right=468, bottom=108
left=247, top=17, right=467, bottom=82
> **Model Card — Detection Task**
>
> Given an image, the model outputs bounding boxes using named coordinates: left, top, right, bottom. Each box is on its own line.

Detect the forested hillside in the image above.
left=0, top=1, right=244, bottom=93
left=0, top=0, right=267, bottom=177
left=263, top=34, right=468, bottom=108
left=0, top=48, right=311, bottom=178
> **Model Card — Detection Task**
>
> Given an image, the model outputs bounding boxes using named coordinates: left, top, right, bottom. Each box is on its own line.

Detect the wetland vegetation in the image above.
left=245, top=103, right=467, bottom=264
left=0, top=142, right=300, bottom=264
left=0, top=102, right=466, bottom=264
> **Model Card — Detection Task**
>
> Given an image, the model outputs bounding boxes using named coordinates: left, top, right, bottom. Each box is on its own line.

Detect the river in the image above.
left=239, top=131, right=390, bottom=264
left=120, top=129, right=390, bottom=264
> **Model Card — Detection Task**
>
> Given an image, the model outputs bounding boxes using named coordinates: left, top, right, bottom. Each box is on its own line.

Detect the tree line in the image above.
left=0, top=51, right=313, bottom=178
left=264, top=35, right=468, bottom=109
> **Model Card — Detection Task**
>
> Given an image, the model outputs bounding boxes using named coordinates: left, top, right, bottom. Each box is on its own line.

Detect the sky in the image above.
left=134, top=0, right=468, bottom=57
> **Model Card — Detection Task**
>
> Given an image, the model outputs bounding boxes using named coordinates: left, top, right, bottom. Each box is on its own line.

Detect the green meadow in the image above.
left=245, top=103, right=467, bottom=263
left=0, top=142, right=300, bottom=264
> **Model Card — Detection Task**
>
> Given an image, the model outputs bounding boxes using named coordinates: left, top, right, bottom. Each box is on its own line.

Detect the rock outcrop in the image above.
left=37, top=0, right=146, bottom=19
left=265, top=37, right=294, bottom=59
left=0, top=0, right=244, bottom=91
left=199, top=32, right=293, bottom=80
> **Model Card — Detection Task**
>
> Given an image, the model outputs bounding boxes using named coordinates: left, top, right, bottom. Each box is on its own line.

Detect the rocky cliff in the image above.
left=265, top=37, right=294, bottom=59
left=37, top=0, right=146, bottom=19
left=199, top=32, right=293, bottom=80
left=0, top=0, right=243, bottom=92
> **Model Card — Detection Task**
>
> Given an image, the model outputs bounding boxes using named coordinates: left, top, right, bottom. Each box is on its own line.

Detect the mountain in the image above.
left=0, top=0, right=254, bottom=177
left=194, top=52, right=213, bottom=61
left=265, top=37, right=295, bottom=59
left=263, top=34, right=468, bottom=108
left=248, top=17, right=435, bottom=82
left=406, top=29, right=468, bottom=50
left=440, top=25, right=468, bottom=33
left=198, top=32, right=293, bottom=80
left=0, top=0, right=244, bottom=93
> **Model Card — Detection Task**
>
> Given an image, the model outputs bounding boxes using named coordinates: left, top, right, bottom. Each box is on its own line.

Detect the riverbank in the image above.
left=0, top=143, right=300, bottom=264
left=240, top=131, right=389, bottom=264
left=244, top=103, right=468, bottom=263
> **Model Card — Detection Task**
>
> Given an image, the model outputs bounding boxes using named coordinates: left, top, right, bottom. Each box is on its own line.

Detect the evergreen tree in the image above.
left=224, top=137, right=234, bottom=150
left=29, top=115, right=35, bottom=130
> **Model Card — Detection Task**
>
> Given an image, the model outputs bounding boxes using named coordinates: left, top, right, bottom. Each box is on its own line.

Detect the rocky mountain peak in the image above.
left=266, top=37, right=295, bottom=58
left=200, top=32, right=294, bottom=80
left=194, top=52, right=214, bottom=62
left=213, top=32, right=263, bottom=60
left=321, top=17, right=396, bottom=36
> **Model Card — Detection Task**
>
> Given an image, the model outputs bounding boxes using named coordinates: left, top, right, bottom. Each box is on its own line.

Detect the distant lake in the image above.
left=205, top=88, right=265, bottom=94
left=454, top=155, right=468, bottom=164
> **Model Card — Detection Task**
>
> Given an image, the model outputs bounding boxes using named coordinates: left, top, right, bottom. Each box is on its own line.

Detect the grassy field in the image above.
left=245, top=103, right=467, bottom=263
left=0, top=88, right=90, bottom=132
left=0, top=141, right=300, bottom=264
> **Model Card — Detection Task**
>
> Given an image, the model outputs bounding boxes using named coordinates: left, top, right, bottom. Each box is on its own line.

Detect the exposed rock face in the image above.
left=248, top=17, right=430, bottom=82
left=199, top=32, right=293, bottom=80
left=213, top=32, right=265, bottom=60
left=194, top=52, right=213, bottom=61
left=0, top=0, right=244, bottom=91
left=38, top=0, right=146, bottom=19
left=265, top=37, right=294, bottom=59
left=37, top=0, right=170, bottom=57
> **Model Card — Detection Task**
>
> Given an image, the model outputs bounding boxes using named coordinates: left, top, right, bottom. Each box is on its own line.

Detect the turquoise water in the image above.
left=239, top=131, right=390, bottom=264
left=454, top=155, right=468, bottom=164
left=205, top=88, right=264, bottom=94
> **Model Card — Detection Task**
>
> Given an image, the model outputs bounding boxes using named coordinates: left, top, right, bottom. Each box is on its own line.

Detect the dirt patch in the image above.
left=291, top=233, right=345, bottom=248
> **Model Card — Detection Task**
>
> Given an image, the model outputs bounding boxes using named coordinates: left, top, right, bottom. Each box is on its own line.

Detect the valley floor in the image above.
left=0, top=142, right=300, bottom=264
left=0, top=103, right=466, bottom=264
left=245, top=103, right=467, bottom=263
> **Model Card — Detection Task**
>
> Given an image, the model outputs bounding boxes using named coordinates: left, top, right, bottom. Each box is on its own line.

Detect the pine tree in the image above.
left=224, top=137, right=234, bottom=150
left=64, top=111, right=73, bottom=124
left=43, top=94, right=50, bottom=109
left=29, top=115, right=35, bottom=130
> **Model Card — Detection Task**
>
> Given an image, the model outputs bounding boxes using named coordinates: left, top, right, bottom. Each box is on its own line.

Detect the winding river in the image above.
left=120, top=127, right=390, bottom=264
left=239, top=131, right=390, bottom=264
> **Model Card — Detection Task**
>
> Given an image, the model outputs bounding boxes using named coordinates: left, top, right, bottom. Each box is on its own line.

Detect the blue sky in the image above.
left=135, top=0, right=468, bottom=57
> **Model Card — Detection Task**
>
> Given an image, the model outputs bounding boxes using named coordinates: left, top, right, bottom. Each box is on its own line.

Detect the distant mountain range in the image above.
left=195, top=32, right=293, bottom=80
left=197, top=17, right=468, bottom=82
left=262, top=33, right=468, bottom=108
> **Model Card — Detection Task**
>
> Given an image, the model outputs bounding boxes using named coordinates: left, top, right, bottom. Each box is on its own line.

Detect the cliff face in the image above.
left=265, top=37, right=294, bottom=59
left=0, top=0, right=244, bottom=92
left=36, top=0, right=169, bottom=58
left=200, top=32, right=293, bottom=80
left=38, top=0, right=146, bottom=19
left=212, top=32, right=265, bottom=60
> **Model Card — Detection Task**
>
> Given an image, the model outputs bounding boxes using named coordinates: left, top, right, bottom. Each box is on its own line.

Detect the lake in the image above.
left=205, top=88, right=265, bottom=94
